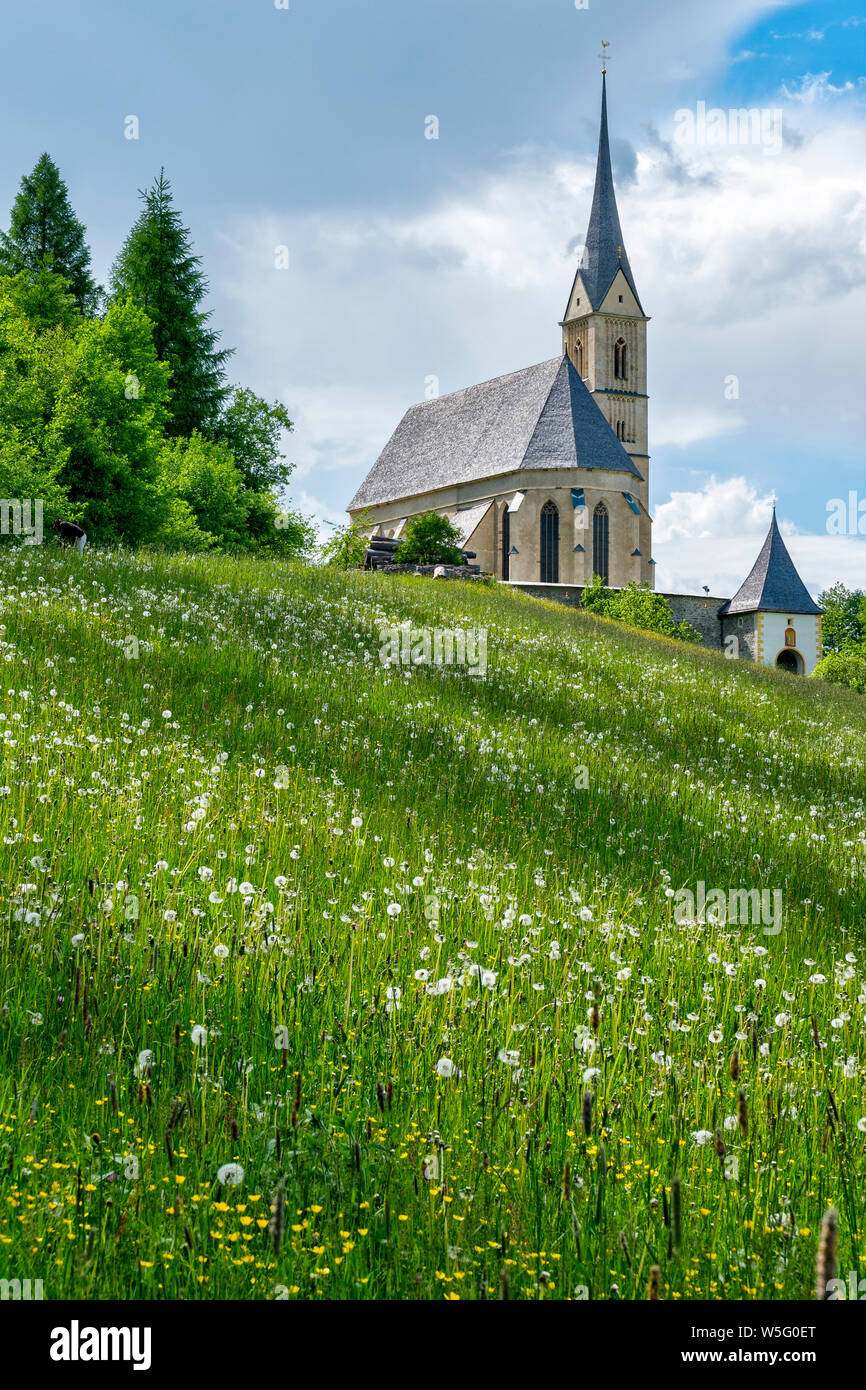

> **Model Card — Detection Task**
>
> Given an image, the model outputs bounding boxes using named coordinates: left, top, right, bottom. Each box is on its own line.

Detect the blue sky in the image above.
left=0, top=0, right=864, bottom=593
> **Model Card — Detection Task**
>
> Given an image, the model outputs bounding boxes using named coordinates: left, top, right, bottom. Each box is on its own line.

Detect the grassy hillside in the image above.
left=0, top=547, right=864, bottom=1301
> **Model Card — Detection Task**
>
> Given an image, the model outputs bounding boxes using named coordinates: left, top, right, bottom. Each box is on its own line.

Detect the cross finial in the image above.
left=598, top=39, right=611, bottom=76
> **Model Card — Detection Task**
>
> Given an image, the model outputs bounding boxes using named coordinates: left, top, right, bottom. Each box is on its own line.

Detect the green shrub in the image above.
left=582, top=577, right=702, bottom=643
left=320, top=512, right=373, bottom=569
left=813, top=649, right=866, bottom=695
left=580, top=572, right=611, bottom=614
left=157, top=433, right=249, bottom=549
left=249, top=490, right=316, bottom=558
left=394, top=510, right=464, bottom=566
left=816, top=582, right=866, bottom=654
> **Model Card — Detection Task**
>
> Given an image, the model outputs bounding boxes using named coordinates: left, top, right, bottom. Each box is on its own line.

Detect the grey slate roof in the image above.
left=348, top=352, right=642, bottom=511
left=718, top=513, right=822, bottom=617
left=577, top=74, right=644, bottom=314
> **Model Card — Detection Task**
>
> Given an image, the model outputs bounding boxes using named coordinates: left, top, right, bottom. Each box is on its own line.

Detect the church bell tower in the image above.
left=561, top=73, right=650, bottom=523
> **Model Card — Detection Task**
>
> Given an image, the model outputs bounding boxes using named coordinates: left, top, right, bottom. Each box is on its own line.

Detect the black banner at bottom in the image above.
left=0, top=1297, right=860, bottom=1376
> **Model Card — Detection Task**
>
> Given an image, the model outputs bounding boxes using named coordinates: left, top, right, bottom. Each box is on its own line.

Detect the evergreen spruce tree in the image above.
left=110, top=170, right=231, bottom=437
left=0, top=153, right=99, bottom=313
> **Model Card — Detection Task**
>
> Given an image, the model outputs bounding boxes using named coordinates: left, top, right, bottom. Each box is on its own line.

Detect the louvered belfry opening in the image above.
left=540, top=500, right=559, bottom=584
left=593, top=502, right=609, bottom=581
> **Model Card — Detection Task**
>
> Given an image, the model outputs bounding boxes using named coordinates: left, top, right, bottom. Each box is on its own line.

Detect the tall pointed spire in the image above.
left=580, top=74, right=642, bottom=312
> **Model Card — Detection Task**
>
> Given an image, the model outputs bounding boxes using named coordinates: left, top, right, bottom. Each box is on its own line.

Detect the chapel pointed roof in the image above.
left=718, top=511, right=822, bottom=617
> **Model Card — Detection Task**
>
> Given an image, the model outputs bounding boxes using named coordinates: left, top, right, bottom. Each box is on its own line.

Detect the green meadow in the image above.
left=0, top=546, right=864, bottom=1300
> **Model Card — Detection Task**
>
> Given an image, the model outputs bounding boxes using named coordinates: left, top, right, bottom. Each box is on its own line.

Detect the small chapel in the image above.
left=347, top=73, right=822, bottom=675
left=719, top=510, right=823, bottom=675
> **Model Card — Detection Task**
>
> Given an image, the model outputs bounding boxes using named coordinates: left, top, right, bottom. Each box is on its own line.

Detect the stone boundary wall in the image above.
left=379, top=563, right=484, bottom=580
left=504, top=581, right=730, bottom=650
left=661, top=592, right=730, bottom=648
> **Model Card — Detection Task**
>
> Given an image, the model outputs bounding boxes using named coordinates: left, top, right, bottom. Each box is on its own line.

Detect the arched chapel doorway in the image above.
left=775, top=649, right=803, bottom=675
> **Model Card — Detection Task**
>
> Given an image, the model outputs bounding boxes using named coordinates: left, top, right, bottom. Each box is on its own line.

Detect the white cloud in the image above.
left=653, top=412, right=746, bottom=449
left=655, top=532, right=865, bottom=598
left=211, top=64, right=866, bottom=550
left=770, top=28, right=826, bottom=42
left=781, top=72, right=866, bottom=103
left=652, top=477, right=866, bottom=596
left=654, top=475, right=776, bottom=543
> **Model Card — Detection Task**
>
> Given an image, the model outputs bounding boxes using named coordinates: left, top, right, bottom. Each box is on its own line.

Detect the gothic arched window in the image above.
left=614, top=337, right=627, bottom=380
left=501, top=504, right=511, bottom=580
left=540, top=500, right=559, bottom=584
left=574, top=338, right=584, bottom=376
left=593, top=502, right=609, bottom=581
left=615, top=420, right=625, bottom=441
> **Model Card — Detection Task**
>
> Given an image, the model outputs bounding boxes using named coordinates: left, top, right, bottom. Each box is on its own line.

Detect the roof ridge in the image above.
left=405, top=357, right=562, bottom=411
left=563, top=350, right=642, bottom=477
left=517, top=354, right=569, bottom=470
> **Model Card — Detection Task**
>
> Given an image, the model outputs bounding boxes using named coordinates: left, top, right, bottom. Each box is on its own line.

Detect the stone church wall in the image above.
left=357, top=469, right=655, bottom=590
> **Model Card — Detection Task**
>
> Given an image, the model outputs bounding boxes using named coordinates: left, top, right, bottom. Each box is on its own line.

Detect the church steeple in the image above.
left=560, top=72, right=653, bottom=590
left=580, top=74, right=643, bottom=313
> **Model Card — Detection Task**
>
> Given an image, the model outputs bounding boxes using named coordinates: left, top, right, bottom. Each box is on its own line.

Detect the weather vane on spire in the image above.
left=598, top=40, right=611, bottom=76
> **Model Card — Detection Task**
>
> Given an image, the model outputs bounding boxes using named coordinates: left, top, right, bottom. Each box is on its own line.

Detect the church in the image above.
left=348, top=75, right=822, bottom=675
left=349, top=72, right=651, bottom=588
